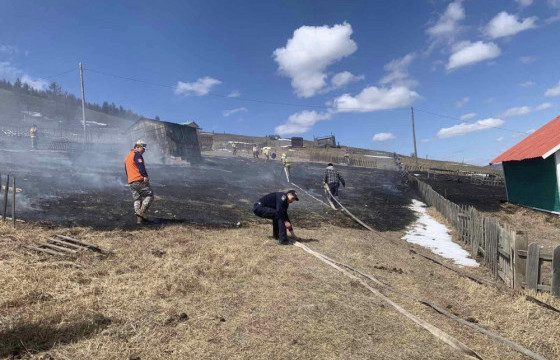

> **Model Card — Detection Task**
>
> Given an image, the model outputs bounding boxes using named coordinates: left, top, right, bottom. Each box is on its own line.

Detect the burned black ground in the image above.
left=411, top=171, right=507, bottom=212
left=5, top=150, right=416, bottom=232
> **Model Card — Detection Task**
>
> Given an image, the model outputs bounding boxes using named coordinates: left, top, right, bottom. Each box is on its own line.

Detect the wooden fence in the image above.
left=408, top=174, right=559, bottom=296
left=0, top=173, right=17, bottom=228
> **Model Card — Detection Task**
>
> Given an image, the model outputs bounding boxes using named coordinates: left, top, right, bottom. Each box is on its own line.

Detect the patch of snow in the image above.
left=86, top=121, right=108, bottom=127
left=22, top=110, right=42, bottom=117
left=278, top=138, right=291, bottom=141
left=413, top=173, right=420, bottom=176
left=402, top=199, right=478, bottom=267
left=364, top=155, right=392, bottom=159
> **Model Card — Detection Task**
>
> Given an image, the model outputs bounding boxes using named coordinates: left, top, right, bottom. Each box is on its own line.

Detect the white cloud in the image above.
left=460, top=112, right=477, bottom=120
left=499, top=103, right=552, bottom=117
left=515, top=0, right=533, bottom=7
left=372, top=132, right=396, bottom=141
left=0, top=44, right=18, bottom=55
left=332, top=85, right=419, bottom=113
left=227, top=90, right=240, bottom=98
left=275, top=110, right=332, bottom=135
left=501, top=106, right=531, bottom=118
left=437, top=118, right=504, bottom=139
left=222, top=107, right=248, bottom=117
left=536, top=102, right=553, bottom=110
left=273, top=23, right=358, bottom=98
left=372, top=133, right=397, bottom=141
left=545, top=81, right=560, bottom=97
left=455, top=96, right=470, bottom=108
left=426, top=0, right=465, bottom=43
left=550, top=0, right=560, bottom=8
left=21, top=75, right=48, bottom=91
left=520, top=56, right=537, bottom=64
left=496, top=136, right=504, bottom=142
left=331, top=71, right=364, bottom=87
left=175, top=77, right=222, bottom=96
left=447, top=41, right=501, bottom=70
left=485, top=12, right=537, bottom=39
left=0, top=61, right=48, bottom=90
left=519, top=81, right=535, bottom=87
left=380, top=53, right=417, bottom=87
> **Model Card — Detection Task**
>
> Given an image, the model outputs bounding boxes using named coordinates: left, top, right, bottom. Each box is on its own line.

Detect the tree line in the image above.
left=0, top=78, right=143, bottom=121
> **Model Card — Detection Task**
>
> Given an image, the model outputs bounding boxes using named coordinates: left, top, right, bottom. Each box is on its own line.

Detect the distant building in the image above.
left=314, top=134, right=336, bottom=148
left=291, top=136, right=304, bottom=148
left=490, top=116, right=560, bottom=213
left=126, top=118, right=202, bottom=163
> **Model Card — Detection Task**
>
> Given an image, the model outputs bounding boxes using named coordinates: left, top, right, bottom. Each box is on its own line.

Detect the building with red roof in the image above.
left=490, top=115, right=560, bottom=213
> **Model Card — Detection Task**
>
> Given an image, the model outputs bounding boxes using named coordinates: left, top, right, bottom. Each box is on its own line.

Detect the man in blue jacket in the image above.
left=253, top=190, right=298, bottom=244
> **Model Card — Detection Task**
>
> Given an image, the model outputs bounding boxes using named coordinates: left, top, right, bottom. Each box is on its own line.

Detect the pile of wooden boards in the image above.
left=23, top=234, right=105, bottom=258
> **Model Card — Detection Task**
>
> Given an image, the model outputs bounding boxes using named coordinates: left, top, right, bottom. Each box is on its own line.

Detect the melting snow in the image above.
left=364, top=155, right=392, bottom=159
left=402, top=199, right=478, bottom=267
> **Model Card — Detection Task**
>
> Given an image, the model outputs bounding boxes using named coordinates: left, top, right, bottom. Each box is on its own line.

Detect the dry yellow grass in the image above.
left=1, top=219, right=559, bottom=359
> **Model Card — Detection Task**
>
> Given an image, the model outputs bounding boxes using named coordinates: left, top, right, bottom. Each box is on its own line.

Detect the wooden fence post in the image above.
left=552, top=245, right=560, bottom=298
left=513, top=232, right=528, bottom=289
left=526, top=243, right=540, bottom=292
left=2, top=174, right=8, bottom=221
left=12, top=176, right=15, bottom=228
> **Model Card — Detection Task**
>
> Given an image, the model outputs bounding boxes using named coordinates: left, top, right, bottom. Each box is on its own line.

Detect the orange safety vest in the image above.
left=124, top=150, right=146, bottom=184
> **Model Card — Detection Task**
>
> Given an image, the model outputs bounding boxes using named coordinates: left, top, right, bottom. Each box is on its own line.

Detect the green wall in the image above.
left=503, top=156, right=560, bottom=212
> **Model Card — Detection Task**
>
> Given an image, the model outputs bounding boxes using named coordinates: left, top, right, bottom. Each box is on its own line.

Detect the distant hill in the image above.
left=0, top=88, right=136, bottom=132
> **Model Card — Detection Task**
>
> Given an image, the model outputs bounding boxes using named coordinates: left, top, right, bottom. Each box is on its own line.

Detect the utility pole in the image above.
left=79, top=62, right=87, bottom=144
left=411, top=106, right=418, bottom=166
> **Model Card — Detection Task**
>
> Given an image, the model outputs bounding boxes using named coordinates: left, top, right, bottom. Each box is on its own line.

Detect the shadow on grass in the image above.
left=0, top=314, right=111, bottom=358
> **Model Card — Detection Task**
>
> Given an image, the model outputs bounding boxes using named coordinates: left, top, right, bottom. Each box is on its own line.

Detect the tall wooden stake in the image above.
left=12, top=176, right=15, bottom=228
left=79, top=62, right=87, bottom=144
left=2, top=175, right=8, bottom=221
left=411, top=106, right=418, bottom=166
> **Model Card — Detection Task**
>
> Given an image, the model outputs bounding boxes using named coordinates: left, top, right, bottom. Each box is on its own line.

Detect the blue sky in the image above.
left=1, top=0, right=560, bottom=164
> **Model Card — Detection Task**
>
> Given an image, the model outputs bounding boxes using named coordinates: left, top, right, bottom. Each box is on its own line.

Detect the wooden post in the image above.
left=2, top=174, right=8, bottom=221
left=12, top=176, right=15, bottom=228
left=513, top=232, right=528, bottom=289
left=552, top=245, right=560, bottom=298
left=526, top=243, right=540, bottom=292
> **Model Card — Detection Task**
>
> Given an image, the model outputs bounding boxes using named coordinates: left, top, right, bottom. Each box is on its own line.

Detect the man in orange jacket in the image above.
left=125, top=140, right=154, bottom=224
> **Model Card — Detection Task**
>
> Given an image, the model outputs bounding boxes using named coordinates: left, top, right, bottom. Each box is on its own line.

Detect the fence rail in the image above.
left=407, top=174, right=559, bottom=297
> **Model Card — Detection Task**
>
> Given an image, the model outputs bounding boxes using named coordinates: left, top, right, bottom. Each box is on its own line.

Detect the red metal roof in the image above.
left=490, top=115, right=560, bottom=164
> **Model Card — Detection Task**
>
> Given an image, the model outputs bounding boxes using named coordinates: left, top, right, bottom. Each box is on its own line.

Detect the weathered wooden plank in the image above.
left=514, top=231, right=528, bottom=289
left=552, top=245, right=560, bottom=298
left=517, top=251, right=552, bottom=262
left=12, top=176, right=15, bottom=227
left=41, top=243, right=77, bottom=254
left=526, top=243, right=540, bottom=292
left=55, top=234, right=101, bottom=251
left=23, top=245, right=66, bottom=257
left=47, top=238, right=84, bottom=250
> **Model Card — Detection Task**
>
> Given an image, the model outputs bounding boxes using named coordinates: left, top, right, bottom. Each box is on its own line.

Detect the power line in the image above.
left=83, top=67, right=529, bottom=135
left=43, top=68, right=78, bottom=81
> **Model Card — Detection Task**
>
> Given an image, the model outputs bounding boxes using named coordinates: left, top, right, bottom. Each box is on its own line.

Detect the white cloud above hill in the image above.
left=175, top=77, right=222, bottom=96
left=372, top=133, right=396, bottom=141
left=437, top=118, right=504, bottom=139
left=275, top=110, right=332, bottom=135
left=273, top=23, right=358, bottom=98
